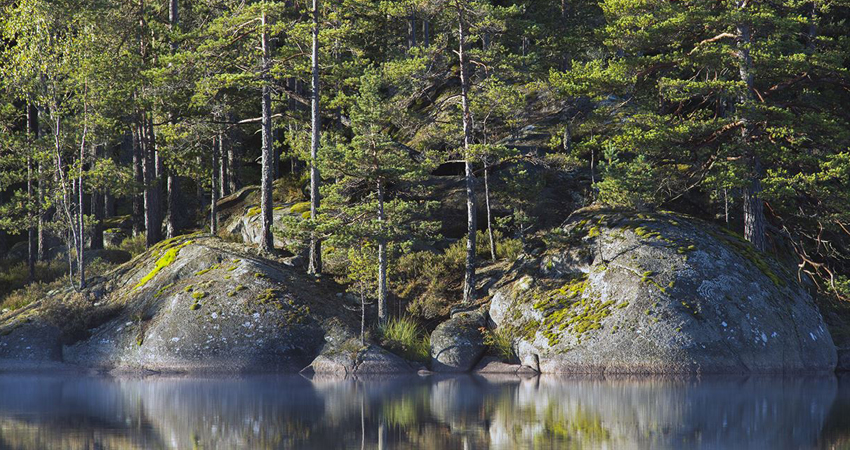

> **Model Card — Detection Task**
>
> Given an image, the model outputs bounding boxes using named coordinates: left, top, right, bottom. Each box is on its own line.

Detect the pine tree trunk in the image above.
left=132, top=130, right=144, bottom=236
left=422, top=19, right=430, bottom=47
left=407, top=11, right=416, bottom=49
left=78, top=134, right=85, bottom=289
left=148, top=117, right=162, bottom=245
left=227, top=135, right=240, bottom=193
left=165, top=0, right=179, bottom=240
left=308, top=0, right=322, bottom=275
left=736, top=2, right=765, bottom=251
left=484, top=166, right=496, bottom=261
left=220, top=132, right=229, bottom=198
left=27, top=104, right=38, bottom=281
left=259, top=11, right=275, bottom=253
left=166, top=173, right=178, bottom=239
left=377, top=179, right=388, bottom=325
left=91, top=187, right=103, bottom=250
left=37, top=161, right=45, bottom=261
left=457, top=1, right=476, bottom=304
left=743, top=157, right=766, bottom=251
left=211, top=135, right=219, bottom=234
left=142, top=119, right=156, bottom=248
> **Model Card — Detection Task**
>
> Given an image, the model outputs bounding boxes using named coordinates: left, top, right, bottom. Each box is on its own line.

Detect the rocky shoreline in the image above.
left=0, top=210, right=843, bottom=375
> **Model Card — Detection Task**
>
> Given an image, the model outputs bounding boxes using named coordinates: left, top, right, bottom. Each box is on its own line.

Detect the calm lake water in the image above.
left=0, top=373, right=847, bottom=449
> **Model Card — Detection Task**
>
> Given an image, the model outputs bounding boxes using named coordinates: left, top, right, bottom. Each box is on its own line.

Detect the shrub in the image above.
left=476, top=229, right=524, bottom=262
left=482, top=327, right=516, bottom=362
left=117, top=233, right=146, bottom=256
left=379, top=316, right=430, bottom=362
left=274, top=174, right=307, bottom=203
left=396, top=248, right=463, bottom=319
left=0, top=258, right=67, bottom=300
left=0, top=279, right=64, bottom=312
left=496, top=238, right=523, bottom=261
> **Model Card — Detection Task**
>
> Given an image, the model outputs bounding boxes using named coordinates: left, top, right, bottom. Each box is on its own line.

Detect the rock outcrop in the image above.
left=489, top=208, right=837, bottom=374
left=430, top=309, right=488, bottom=372
left=1, top=235, right=365, bottom=373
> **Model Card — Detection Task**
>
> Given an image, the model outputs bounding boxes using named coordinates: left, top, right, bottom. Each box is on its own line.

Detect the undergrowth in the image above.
left=379, top=316, right=430, bottom=362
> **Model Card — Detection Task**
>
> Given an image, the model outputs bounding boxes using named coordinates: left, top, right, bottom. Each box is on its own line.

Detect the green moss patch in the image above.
left=290, top=201, right=311, bottom=214
left=247, top=206, right=262, bottom=217
left=133, top=240, right=193, bottom=290
left=154, top=283, right=175, bottom=299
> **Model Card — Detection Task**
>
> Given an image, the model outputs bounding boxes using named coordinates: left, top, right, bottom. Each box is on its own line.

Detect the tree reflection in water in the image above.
left=0, top=373, right=845, bottom=449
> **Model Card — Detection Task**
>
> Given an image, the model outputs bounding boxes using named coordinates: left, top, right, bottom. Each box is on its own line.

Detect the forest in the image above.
left=1, top=0, right=849, bottom=348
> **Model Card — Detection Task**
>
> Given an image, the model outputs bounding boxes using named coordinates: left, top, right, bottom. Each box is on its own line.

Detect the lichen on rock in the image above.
left=489, top=208, right=837, bottom=374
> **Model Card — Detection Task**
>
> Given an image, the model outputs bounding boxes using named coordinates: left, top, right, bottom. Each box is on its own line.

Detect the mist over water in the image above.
left=0, top=373, right=847, bottom=449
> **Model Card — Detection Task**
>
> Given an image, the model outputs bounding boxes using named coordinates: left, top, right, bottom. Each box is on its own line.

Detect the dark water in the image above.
left=0, top=373, right=848, bottom=449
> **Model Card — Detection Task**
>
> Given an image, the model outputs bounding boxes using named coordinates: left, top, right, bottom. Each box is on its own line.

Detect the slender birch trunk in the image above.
left=457, top=0, right=476, bottom=304
left=377, top=178, right=388, bottom=325
left=307, top=0, right=322, bottom=274
left=27, top=104, right=38, bottom=281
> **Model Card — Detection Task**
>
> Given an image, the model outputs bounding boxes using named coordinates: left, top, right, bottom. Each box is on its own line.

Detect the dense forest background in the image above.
left=1, top=0, right=849, bottom=332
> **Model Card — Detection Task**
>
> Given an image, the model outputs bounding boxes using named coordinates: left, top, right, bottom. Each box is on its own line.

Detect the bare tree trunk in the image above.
left=132, top=129, right=144, bottom=236
left=37, top=160, right=45, bottom=261
left=422, top=19, right=430, bottom=47
left=308, top=0, right=322, bottom=274
left=743, top=157, right=766, bottom=251
left=27, top=104, right=38, bottom=281
left=457, top=0, right=476, bottom=304
left=407, top=10, right=416, bottom=49
left=211, top=135, right=219, bottom=234
left=219, top=131, right=229, bottom=197
left=52, top=113, right=78, bottom=286
left=377, top=179, right=388, bottom=325
left=91, top=186, right=103, bottom=249
left=142, top=119, right=156, bottom=248
left=259, top=11, right=274, bottom=253
left=484, top=166, right=496, bottom=260
left=148, top=117, right=162, bottom=245
left=78, top=117, right=86, bottom=289
left=736, top=1, right=765, bottom=251
left=166, top=173, right=178, bottom=239
left=227, top=129, right=240, bottom=193
left=165, top=0, right=179, bottom=240
left=104, top=191, right=115, bottom=218
left=90, top=146, right=104, bottom=250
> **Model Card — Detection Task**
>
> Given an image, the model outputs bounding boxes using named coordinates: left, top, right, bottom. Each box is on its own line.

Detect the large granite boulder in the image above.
left=489, top=208, right=837, bottom=374
left=52, top=235, right=354, bottom=373
left=430, top=309, right=488, bottom=372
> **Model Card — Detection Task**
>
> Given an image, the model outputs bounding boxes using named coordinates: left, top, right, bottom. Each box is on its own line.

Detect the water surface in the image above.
left=0, top=373, right=847, bottom=449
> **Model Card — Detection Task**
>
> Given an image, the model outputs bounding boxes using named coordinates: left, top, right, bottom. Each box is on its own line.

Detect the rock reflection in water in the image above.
left=0, top=373, right=844, bottom=449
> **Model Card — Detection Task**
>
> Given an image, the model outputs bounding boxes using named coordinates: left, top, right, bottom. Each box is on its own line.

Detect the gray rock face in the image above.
left=306, top=324, right=415, bottom=375
left=430, top=309, right=488, bottom=372
left=308, top=343, right=415, bottom=375
left=490, top=209, right=837, bottom=374
left=0, top=321, right=62, bottom=362
left=474, top=356, right=538, bottom=376
left=61, top=237, right=344, bottom=373
left=223, top=203, right=300, bottom=250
